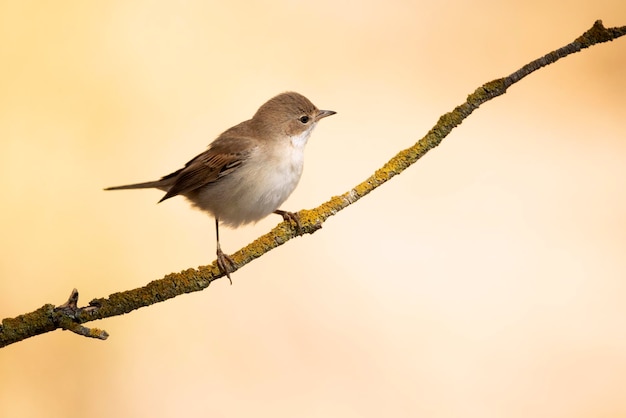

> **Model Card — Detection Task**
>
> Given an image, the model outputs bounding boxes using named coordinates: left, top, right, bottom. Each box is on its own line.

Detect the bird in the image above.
left=105, top=92, right=336, bottom=282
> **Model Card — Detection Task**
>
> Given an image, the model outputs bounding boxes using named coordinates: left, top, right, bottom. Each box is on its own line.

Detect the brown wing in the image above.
left=158, top=136, right=257, bottom=202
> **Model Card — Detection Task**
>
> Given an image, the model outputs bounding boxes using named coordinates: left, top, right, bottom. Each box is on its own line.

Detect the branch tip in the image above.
left=56, top=288, right=79, bottom=312
left=60, top=320, right=109, bottom=341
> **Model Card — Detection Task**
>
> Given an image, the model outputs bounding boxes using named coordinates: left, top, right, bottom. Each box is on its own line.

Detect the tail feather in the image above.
left=104, top=180, right=168, bottom=191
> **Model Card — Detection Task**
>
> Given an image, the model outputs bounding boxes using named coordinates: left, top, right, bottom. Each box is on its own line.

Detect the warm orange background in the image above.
left=1, top=1, right=626, bottom=417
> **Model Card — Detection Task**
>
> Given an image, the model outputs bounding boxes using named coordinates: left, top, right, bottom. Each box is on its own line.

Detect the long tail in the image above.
left=104, top=179, right=169, bottom=191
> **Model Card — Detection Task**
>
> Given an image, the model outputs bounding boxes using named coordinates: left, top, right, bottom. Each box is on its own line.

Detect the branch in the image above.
left=1, top=20, right=624, bottom=348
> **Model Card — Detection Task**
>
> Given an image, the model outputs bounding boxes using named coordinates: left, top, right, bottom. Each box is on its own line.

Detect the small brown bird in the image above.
left=105, top=92, right=335, bottom=282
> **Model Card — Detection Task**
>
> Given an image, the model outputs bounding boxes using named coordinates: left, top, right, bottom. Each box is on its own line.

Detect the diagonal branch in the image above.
left=1, top=20, right=624, bottom=348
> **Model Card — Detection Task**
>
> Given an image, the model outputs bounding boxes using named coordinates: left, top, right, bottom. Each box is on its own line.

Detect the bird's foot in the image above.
left=216, top=247, right=235, bottom=285
left=274, top=209, right=302, bottom=235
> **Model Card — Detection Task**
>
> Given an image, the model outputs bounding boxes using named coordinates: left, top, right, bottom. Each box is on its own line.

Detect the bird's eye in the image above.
left=298, top=115, right=310, bottom=124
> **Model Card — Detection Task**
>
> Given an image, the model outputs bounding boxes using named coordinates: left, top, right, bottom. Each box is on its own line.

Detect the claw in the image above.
left=214, top=217, right=235, bottom=284
left=274, top=210, right=302, bottom=235
left=216, top=247, right=235, bottom=285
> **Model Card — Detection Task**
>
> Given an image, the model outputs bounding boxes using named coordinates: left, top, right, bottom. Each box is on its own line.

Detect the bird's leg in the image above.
left=215, top=218, right=235, bottom=284
left=274, top=209, right=302, bottom=235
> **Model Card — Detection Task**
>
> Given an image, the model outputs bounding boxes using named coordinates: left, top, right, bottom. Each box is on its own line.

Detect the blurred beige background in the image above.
left=1, top=1, right=626, bottom=417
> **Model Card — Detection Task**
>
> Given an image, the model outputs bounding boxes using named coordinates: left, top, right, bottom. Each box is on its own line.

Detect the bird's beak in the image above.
left=316, top=109, right=337, bottom=121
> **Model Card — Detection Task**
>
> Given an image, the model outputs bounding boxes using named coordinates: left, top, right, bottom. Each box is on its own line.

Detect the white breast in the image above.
left=194, top=128, right=314, bottom=227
